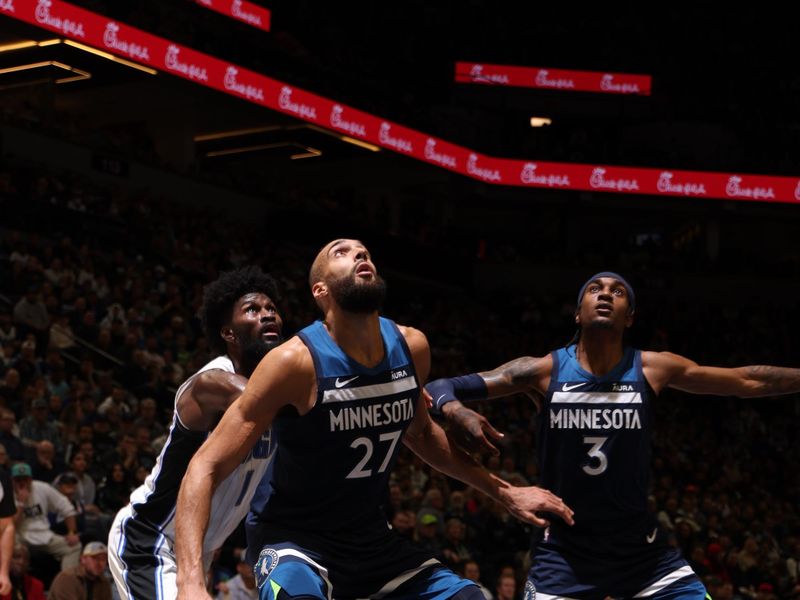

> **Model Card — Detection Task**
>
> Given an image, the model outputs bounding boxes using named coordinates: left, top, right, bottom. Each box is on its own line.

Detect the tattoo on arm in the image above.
left=482, top=357, right=540, bottom=389
left=745, top=365, right=800, bottom=396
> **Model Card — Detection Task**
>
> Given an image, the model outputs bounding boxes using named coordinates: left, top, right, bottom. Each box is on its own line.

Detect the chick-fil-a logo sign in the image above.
left=231, top=0, right=262, bottom=27
left=600, top=74, right=640, bottom=94
left=278, top=86, right=318, bottom=120
left=656, top=172, right=707, bottom=196
left=589, top=168, right=639, bottom=191
left=104, top=22, right=150, bottom=61
left=165, top=45, right=208, bottom=81
left=424, top=139, right=458, bottom=168
left=725, top=176, right=775, bottom=200
left=330, top=105, right=367, bottom=138
left=467, top=154, right=502, bottom=182
left=379, top=123, right=414, bottom=154
left=35, top=0, right=85, bottom=37
left=224, top=66, right=264, bottom=102
left=470, top=64, right=509, bottom=84
left=520, top=163, right=571, bottom=187
left=535, top=69, right=575, bottom=89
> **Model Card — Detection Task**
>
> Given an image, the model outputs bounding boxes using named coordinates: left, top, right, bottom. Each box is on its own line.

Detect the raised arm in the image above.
left=643, top=351, right=800, bottom=397
left=425, top=354, right=552, bottom=454
left=401, top=329, right=572, bottom=528
left=175, top=339, right=314, bottom=600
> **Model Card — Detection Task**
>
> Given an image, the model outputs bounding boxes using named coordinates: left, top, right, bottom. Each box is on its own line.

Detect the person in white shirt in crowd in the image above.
left=11, top=462, right=81, bottom=569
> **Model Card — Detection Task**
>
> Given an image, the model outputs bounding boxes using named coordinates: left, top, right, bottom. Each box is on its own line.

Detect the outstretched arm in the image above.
left=403, top=329, right=572, bottom=527
left=643, top=351, right=800, bottom=397
left=426, top=354, right=552, bottom=454
left=175, top=340, right=313, bottom=600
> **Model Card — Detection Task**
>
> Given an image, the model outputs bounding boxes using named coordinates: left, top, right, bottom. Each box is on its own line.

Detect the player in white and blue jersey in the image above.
left=108, top=266, right=282, bottom=600
left=175, top=239, right=574, bottom=600
left=427, top=272, right=800, bottom=600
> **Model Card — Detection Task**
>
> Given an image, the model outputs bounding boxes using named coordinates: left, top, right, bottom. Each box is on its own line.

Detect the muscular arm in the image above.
left=0, top=517, right=13, bottom=594
left=177, top=370, right=249, bottom=431
left=402, top=329, right=572, bottom=527
left=175, top=339, right=314, bottom=599
left=426, top=355, right=552, bottom=454
left=643, top=351, right=800, bottom=397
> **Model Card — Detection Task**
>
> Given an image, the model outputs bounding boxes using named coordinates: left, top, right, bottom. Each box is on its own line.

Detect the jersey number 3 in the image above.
left=346, top=430, right=402, bottom=479
left=582, top=436, right=609, bottom=476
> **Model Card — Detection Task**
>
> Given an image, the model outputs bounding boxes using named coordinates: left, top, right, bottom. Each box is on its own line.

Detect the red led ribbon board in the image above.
left=455, top=61, right=652, bottom=96
left=192, top=0, right=270, bottom=33
left=2, top=0, right=799, bottom=203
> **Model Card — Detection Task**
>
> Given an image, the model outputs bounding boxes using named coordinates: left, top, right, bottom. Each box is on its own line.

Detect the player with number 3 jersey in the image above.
left=427, top=272, right=800, bottom=599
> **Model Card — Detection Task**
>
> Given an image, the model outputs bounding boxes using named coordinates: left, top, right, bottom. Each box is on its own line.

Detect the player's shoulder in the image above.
left=262, top=336, right=314, bottom=371
left=641, top=350, right=691, bottom=369
left=395, top=324, right=429, bottom=351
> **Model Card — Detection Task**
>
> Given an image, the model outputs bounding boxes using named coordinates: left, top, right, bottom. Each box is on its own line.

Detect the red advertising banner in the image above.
left=2, top=0, right=798, bottom=204
left=192, top=0, right=270, bottom=33
left=455, top=61, right=652, bottom=96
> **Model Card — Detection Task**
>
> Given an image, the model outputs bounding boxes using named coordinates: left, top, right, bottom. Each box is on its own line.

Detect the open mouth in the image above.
left=261, top=324, right=280, bottom=339
left=355, top=263, right=374, bottom=277
left=595, top=303, right=613, bottom=315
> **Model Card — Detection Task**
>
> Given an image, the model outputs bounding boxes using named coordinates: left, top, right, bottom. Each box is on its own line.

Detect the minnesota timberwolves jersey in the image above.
left=258, top=318, right=419, bottom=534
left=540, top=345, right=655, bottom=535
left=126, top=356, right=276, bottom=556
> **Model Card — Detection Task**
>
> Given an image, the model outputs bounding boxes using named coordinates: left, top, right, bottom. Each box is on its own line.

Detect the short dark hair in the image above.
left=199, top=266, right=279, bottom=355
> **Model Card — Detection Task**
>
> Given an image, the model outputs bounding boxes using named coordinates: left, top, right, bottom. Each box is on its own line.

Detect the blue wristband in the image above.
left=426, top=374, right=487, bottom=413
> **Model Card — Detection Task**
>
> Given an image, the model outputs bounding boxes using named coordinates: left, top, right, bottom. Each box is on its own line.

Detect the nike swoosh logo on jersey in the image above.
left=561, top=382, right=587, bottom=391
left=646, top=527, right=657, bottom=543
left=335, top=375, right=360, bottom=388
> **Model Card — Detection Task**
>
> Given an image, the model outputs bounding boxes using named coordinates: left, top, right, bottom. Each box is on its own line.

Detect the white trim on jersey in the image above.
left=370, top=558, right=440, bottom=599
left=633, top=565, right=695, bottom=597
left=321, top=376, right=418, bottom=404
left=550, top=391, right=642, bottom=405
left=535, top=594, right=580, bottom=600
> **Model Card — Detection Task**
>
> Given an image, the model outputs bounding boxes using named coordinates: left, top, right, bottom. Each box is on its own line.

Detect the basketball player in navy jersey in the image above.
left=108, top=266, right=282, bottom=600
left=427, top=272, right=800, bottom=600
left=175, top=239, right=574, bottom=600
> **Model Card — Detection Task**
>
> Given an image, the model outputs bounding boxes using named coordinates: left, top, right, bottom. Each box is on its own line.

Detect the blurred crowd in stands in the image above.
left=1, top=157, right=799, bottom=599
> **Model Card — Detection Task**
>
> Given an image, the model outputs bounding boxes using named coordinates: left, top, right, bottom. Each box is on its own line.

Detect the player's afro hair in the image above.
left=199, top=266, right=279, bottom=355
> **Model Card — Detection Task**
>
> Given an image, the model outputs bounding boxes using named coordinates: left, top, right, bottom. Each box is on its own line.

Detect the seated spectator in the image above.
left=97, top=384, right=133, bottom=418
left=31, top=440, right=64, bottom=482
left=215, top=550, right=256, bottom=600
left=10, top=462, right=80, bottom=570
left=441, top=517, right=474, bottom=572
left=494, top=574, right=515, bottom=600
left=0, top=410, right=23, bottom=462
left=133, top=397, right=166, bottom=441
left=462, top=560, right=493, bottom=600
left=48, top=541, right=111, bottom=600
left=66, top=452, right=96, bottom=509
left=415, top=513, right=444, bottom=560
left=0, top=544, right=45, bottom=600
left=19, top=398, right=61, bottom=456
left=95, top=463, right=132, bottom=516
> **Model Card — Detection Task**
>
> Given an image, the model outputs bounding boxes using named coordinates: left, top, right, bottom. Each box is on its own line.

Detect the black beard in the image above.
left=239, top=336, right=282, bottom=377
left=328, top=272, right=387, bottom=313
left=587, top=318, right=614, bottom=330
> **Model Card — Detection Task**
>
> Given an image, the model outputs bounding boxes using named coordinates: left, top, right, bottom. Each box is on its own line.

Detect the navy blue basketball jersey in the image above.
left=539, top=345, right=655, bottom=533
left=257, top=318, right=419, bottom=534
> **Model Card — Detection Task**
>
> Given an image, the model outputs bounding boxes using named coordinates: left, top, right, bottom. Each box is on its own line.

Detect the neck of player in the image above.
left=576, top=328, right=625, bottom=376
left=324, top=308, right=384, bottom=368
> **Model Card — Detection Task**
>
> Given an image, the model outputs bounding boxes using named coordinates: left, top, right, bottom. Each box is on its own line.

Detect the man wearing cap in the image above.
left=428, top=272, right=800, bottom=599
left=10, top=462, right=80, bottom=570
left=48, top=541, right=112, bottom=600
